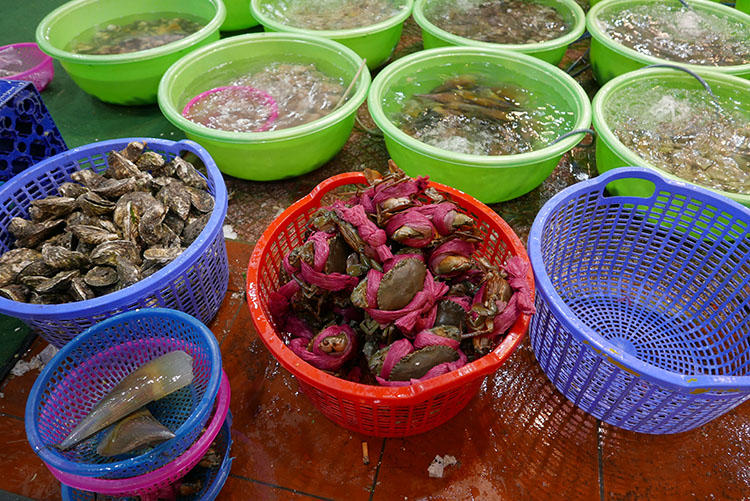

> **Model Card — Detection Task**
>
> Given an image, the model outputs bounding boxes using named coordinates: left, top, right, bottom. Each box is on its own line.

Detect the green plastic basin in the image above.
left=221, top=0, right=260, bottom=30
left=592, top=67, right=750, bottom=207
left=588, top=0, right=750, bottom=84
left=35, top=0, right=225, bottom=105
left=158, top=33, right=370, bottom=181
left=250, top=0, right=413, bottom=69
left=738, top=0, right=750, bottom=15
left=368, top=47, right=592, bottom=204
left=412, top=0, right=586, bottom=65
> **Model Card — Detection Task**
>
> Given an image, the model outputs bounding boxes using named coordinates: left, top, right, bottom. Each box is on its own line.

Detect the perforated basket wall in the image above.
left=26, top=309, right=223, bottom=480
left=0, top=137, right=228, bottom=348
left=528, top=167, right=750, bottom=434
left=0, top=80, right=66, bottom=181
left=58, top=414, right=233, bottom=501
left=247, top=172, right=534, bottom=437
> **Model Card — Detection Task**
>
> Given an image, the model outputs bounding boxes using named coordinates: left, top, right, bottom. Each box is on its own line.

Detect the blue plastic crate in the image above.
left=528, top=167, right=750, bottom=434
left=0, top=79, right=66, bottom=181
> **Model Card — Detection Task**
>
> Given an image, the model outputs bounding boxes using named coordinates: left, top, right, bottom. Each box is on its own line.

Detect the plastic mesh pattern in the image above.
left=26, top=309, right=222, bottom=480
left=0, top=80, right=66, bottom=181
left=247, top=172, right=534, bottom=437
left=528, top=168, right=750, bottom=434
left=0, top=137, right=228, bottom=348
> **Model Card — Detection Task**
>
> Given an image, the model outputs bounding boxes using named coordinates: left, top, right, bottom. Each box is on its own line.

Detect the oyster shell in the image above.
left=120, top=141, right=146, bottom=162
left=143, top=246, right=183, bottom=266
left=69, top=224, right=120, bottom=246
left=70, top=277, right=95, bottom=301
left=9, top=218, right=66, bottom=249
left=115, top=256, right=140, bottom=287
left=156, top=182, right=191, bottom=220
left=77, top=192, right=116, bottom=217
left=186, top=186, right=215, bottom=213
left=0, top=248, right=43, bottom=286
left=90, top=240, right=141, bottom=267
left=0, top=284, right=29, bottom=302
left=29, top=197, right=76, bottom=222
left=58, top=182, right=89, bottom=199
left=36, top=270, right=80, bottom=294
left=70, top=169, right=104, bottom=188
left=93, top=177, right=136, bottom=199
left=136, top=151, right=166, bottom=173
left=172, top=157, right=208, bottom=191
left=84, top=266, right=119, bottom=288
left=106, top=151, right=141, bottom=180
left=42, top=245, right=90, bottom=270
left=181, top=213, right=210, bottom=246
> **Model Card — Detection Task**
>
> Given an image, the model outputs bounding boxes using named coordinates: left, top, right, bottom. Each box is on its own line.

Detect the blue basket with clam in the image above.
left=25, top=308, right=223, bottom=479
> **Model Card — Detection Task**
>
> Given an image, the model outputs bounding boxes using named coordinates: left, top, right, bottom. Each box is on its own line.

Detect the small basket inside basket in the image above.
left=26, top=309, right=222, bottom=479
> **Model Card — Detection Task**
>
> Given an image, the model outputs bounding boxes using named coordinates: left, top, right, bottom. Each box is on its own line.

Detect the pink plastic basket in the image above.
left=0, top=43, right=54, bottom=92
left=48, top=371, right=231, bottom=500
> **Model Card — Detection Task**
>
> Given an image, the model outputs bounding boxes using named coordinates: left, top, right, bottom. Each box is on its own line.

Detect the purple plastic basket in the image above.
left=0, top=138, right=228, bottom=348
left=528, top=167, right=750, bottom=434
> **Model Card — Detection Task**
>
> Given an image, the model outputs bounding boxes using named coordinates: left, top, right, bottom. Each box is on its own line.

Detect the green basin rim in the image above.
left=412, top=0, right=586, bottom=53
left=250, top=0, right=414, bottom=39
left=587, top=0, right=750, bottom=74
left=158, top=32, right=371, bottom=144
left=368, top=46, right=592, bottom=168
left=592, top=67, right=750, bottom=204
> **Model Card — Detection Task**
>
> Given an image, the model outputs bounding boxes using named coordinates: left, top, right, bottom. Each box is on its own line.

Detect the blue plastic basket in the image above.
left=0, top=137, right=228, bottom=348
left=528, top=167, right=750, bottom=434
left=0, top=79, right=67, bottom=181
left=59, top=414, right=233, bottom=500
left=26, top=308, right=223, bottom=479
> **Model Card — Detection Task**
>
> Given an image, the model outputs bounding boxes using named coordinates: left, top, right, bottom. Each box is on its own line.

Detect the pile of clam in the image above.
left=0, top=141, right=214, bottom=304
left=269, top=163, right=535, bottom=386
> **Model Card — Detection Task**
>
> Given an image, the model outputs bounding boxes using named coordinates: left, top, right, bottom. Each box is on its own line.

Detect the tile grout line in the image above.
left=597, top=419, right=605, bottom=501
left=228, top=473, right=335, bottom=501
left=217, top=299, right=245, bottom=347
left=368, top=438, right=386, bottom=501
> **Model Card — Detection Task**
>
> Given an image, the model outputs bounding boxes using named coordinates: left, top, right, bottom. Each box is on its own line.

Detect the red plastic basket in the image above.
left=246, top=172, right=534, bottom=437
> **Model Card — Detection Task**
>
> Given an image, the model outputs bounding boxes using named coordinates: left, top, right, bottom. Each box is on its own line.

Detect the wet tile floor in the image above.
left=1, top=240, right=748, bottom=501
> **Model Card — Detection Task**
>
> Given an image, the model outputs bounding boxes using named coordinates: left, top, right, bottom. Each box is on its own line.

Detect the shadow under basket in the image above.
left=528, top=167, right=750, bottom=434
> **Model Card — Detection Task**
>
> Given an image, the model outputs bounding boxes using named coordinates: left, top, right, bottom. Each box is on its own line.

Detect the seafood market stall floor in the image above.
left=0, top=240, right=748, bottom=500
left=1, top=1, right=749, bottom=499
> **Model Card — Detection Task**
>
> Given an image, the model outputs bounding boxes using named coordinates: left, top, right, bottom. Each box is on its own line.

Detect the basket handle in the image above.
left=591, top=166, right=675, bottom=203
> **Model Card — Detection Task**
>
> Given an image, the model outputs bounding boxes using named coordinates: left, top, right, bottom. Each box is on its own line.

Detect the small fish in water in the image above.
left=57, top=350, right=194, bottom=451
left=96, top=408, right=175, bottom=457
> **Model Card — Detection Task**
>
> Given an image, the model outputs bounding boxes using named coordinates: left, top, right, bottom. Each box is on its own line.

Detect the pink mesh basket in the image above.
left=48, top=371, right=231, bottom=500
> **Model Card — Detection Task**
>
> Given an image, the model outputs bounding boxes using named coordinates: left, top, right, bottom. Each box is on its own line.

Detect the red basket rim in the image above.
left=246, top=172, right=534, bottom=401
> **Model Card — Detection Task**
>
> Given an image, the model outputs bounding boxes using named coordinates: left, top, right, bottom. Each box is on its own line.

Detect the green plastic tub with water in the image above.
left=592, top=67, right=750, bottom=207
left=36, top=0, right=225, bottom=105
left=587, top=0, right=750, bottom=84
left=158, top=33, right=370, bottom=181
left=250, top=0, right=413, bottom=69
left=221, top=0, right=260, bottom=31
left=413, top=0, right=586, bottom=65
left=368, top=47, right=592, bottom=204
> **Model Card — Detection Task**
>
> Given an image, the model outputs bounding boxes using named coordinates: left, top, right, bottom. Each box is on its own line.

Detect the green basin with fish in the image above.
left=35, top=0, right=225, bottom=106
left=368, top=47, right=592, bottom=204
left=221, top=0, right=260, bottom=30
left=592, top=67, right=750, bottom=207
left=588, top=0, right=750, bottom=84
left=250, top=0, right=413, bottom=69
left=413, top=0, right=586, bottom=65
left=158, top=33, right=370, bottom=180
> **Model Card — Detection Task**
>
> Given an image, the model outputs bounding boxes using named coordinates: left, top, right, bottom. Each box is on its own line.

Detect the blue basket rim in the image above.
left=528, top=166, right=750, bottom=392
left=0, top=137, right=228, bottom=320
left=25, top=307, right=223, bottom=477
left=58, top=414, right=233, bottom=501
